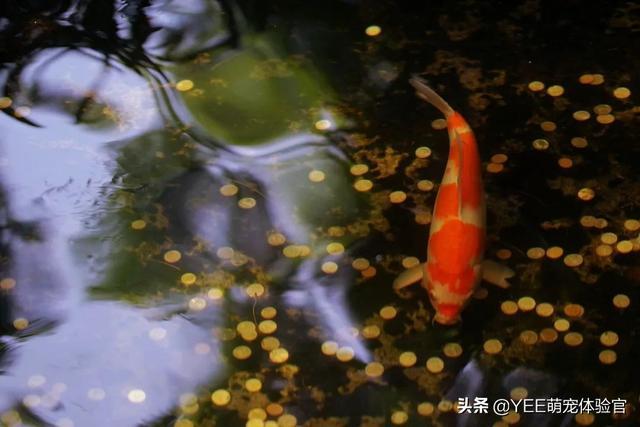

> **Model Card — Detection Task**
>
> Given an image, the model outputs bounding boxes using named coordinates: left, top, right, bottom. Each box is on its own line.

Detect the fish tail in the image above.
left=409, top=76, right=454, bottom=118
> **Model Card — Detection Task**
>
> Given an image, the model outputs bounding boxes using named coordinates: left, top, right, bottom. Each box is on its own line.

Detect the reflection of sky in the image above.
left=0, top=39, right=372, bottom=425
left=0, top=49, right=221, bottom=426
left=0, top=49, right=162, bottom=313
left=0, top=302, right=220, bottom=427
left=1, top=49, right=160, bottom=227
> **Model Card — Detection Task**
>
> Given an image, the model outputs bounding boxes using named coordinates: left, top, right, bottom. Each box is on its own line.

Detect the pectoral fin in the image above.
left=482, top=260, right=515, bottom=289
left=393, top=263, right=424, bottom=290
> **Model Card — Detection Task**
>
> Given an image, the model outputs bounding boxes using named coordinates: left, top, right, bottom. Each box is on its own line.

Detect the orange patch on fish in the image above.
left=428, top=220, right=483, bottom=279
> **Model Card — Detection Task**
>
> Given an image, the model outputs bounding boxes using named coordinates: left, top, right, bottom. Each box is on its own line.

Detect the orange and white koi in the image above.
left=394, top=77, right=513, bottom=324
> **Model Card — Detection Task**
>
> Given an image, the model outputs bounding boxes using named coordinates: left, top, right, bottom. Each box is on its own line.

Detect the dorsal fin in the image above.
left=409, top=77, right=454, bottom=118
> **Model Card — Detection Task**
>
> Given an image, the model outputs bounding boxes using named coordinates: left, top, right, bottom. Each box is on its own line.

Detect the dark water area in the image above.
left=1, top=0, right=640, bottom=426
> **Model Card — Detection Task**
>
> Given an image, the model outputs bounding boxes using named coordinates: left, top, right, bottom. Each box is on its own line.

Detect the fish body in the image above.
left=410, top=78, right=486, bottom=324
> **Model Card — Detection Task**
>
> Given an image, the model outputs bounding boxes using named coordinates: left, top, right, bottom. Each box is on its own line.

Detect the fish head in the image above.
left=423, top=258, right=482, bottom=326
left=422, top=271, right=466, bottom=325
left=432, top=302, right=463, bottom=325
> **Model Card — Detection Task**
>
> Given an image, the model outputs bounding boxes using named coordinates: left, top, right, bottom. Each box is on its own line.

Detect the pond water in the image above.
left=0, top=1, right=639, bottom=426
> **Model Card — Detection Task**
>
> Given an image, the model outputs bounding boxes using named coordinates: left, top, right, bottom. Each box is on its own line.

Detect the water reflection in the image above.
left=146, top=0, right=238, bottom=60
left=445, top=360, right=560, bottom=427
left=0, top=302, right=220, bottom=426
left=0, top=3, right=373, bottom=423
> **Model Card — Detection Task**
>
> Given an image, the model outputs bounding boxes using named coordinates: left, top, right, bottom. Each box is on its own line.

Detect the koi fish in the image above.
left=394, top=77, right=514, bottom=324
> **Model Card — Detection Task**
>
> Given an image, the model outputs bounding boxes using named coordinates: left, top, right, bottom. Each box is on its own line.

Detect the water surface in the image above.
left=1, top=1, right=639, bottom=426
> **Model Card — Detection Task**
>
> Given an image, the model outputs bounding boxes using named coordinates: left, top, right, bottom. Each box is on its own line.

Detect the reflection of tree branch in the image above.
left=2, top=61, right=43, bottom=127
left=0, top=0, right=247, bottom=127
left=0, top=0, right=163, bottom=126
